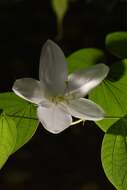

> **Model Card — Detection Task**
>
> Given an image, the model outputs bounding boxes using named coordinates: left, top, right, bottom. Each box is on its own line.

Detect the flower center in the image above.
left=47, top=80, right=73, bottom=105
left=50, top=95, right=66, bottom=104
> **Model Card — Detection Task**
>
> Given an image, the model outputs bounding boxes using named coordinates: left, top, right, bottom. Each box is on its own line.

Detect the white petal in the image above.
left=13, top=78, right=43, bottom=104
left=68, top=98, right=104, bottom=121
left=68, top=64, right=109, bottom=98
left=37, top=104, right=72, bottom=134
left=39, top=40, right=68, bottom=96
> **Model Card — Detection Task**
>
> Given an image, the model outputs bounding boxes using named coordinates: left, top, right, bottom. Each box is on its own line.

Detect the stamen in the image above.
left=70, top=119, right=84, bottom=126
left=50, top=95, right=66, bottom=104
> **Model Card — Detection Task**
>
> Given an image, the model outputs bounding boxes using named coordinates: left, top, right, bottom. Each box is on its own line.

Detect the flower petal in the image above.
left=68, top=98, right=104, bottom=121
left=37, top=104, right=72, bottom=134
left=68, top=64, right=109, bottom=98
left=39, top=40, right=68, bottom=96
left=13, top=78, right=43, bottom=104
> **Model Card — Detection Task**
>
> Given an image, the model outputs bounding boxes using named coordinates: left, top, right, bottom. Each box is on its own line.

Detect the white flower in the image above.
left=12, top=40, right=109, bottom=134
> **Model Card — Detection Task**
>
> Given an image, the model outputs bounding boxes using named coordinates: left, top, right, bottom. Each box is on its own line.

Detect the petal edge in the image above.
left=37, top=104, right=72, bottom=134
left=68, top=64, right=109, bottom=98
left=68, top=98, right=104, bottom=121
left=12, top=78, right=42, bottom=104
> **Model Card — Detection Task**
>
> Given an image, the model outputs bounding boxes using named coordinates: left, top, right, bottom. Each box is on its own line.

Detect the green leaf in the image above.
left=0, top=114, right=17, bottom=168
left=0, top=92, right=38, bottom=152
left=90, top=59, right=127, bottom=132
left=101, top=118, right=127, bottom=190
left=106, top=32, right=127, bottom=58
left=51, top=0, right=68, bottom=23
left=67, top=48, right=104, bottom=73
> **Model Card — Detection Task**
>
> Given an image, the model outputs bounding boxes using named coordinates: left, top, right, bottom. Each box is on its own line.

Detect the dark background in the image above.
left=0, top=0, right=126, bottom=189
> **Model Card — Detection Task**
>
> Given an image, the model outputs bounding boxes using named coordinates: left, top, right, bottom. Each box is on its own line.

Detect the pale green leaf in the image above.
left=90, top=59, right=127, bottom=132
left=67, top=48, right=104, bottom=73
left=0, top=113, right=17, bottom=168
left=0, top=92, right=38, bottom=152
left=101, top=118, right=127, bottom=190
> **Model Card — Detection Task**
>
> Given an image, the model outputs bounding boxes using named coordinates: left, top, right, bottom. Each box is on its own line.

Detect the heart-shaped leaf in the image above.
left=90, top=59, right=127, bottom=132
left=101, top=118, right=127, bottom=190
left=0, top=92, right=38, bottom=152
left=0, top=113, right=17, bottom=168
